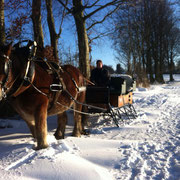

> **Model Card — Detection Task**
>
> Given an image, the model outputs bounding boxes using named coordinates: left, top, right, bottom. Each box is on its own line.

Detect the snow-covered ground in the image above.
left=0, top=74, right=180, bottom=180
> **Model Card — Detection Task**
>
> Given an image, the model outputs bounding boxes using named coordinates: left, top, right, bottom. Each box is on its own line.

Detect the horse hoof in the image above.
left=34, top=144, right=49, bottom=150
left=72, top=132, right=81, bottom=137
left=82, top=129, right=90, bottom=135
left=54, top=133, right=64, bottom=140
left=54, top=132, right=64, bottom=140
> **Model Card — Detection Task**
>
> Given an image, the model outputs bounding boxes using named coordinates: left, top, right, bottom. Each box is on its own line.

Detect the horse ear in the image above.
left=6, top=42, right=13, bottom=56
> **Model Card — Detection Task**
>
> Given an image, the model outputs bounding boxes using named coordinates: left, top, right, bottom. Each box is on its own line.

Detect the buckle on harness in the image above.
left=50, top=84, right=63, bottom=91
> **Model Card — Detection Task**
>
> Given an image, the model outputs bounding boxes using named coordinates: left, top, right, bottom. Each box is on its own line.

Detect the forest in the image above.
left=0, top=0, right=180, bottom=83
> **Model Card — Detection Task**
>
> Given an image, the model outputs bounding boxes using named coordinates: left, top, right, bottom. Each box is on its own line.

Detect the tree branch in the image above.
left=56, top=0, right=72, bottom=14
left=89, top=31, right=111, bottom=43
left=58, top=0, right=68, bottom=37
left=84, top=0, right=100, bottom=9
left=84, top=0, right=123, bottom=20
left=87, top=5, right=121, bottom=31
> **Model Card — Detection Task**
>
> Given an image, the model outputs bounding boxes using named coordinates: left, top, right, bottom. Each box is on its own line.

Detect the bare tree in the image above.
left=112, top=0, right=180, bottom=84
left=57, top=0, right=126, bottom=78
left=45, top=0, right=67, bottom=62
left=0, top=0, right=32, bottom=42
left=32, top=0, right=44, bottom=49
left=166, top=26, right=180, bottom=81
left=0, top=0, right=5, bottom=45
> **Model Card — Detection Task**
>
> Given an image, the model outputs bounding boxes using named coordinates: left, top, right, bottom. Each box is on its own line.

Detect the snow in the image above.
left=0, top=75, right=180, bottom=180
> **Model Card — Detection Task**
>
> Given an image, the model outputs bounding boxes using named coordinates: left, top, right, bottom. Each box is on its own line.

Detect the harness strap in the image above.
left=46, top=62, right=65, bottom=112
left=0, top=54, right=12, bottom=92
left=30, top=82, right=49, bottom=97
left=2, top=54, right=10, bottom=60
left=28, top=57, right=65, bottom=112
left=70, top=78, right=86, bottom=93
left=72, top=78, right=79, bottom=91
left=10, top=59, right=35, bottom=97
left=56, top=101, right=106, bottom=116
left=65, top=70, right=84, bottom=94
left=24, top=60, right=31, bottom=81
left=78, top=86, right=86, bottom=92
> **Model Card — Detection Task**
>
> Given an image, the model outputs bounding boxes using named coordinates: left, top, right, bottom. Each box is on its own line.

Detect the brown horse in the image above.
left=0, top=42, right=86, bottom=150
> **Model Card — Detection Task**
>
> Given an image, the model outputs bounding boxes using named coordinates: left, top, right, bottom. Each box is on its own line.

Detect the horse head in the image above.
left=0, top=41, right=36, bottom=100
left=0, top=43, right=13, bottom=100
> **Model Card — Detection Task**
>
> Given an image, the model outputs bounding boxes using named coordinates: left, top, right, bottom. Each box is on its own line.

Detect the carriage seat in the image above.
left=85, top=86, right=110, bottom=113
left=86, top=86, right=110, bottom=104
left=110, top=77, right=126, bottom=95
left=110, top=75, right=136, bottom=95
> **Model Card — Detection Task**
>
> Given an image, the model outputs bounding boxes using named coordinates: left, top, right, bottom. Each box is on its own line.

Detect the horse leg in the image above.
left=72, top=91, right=85, bottom=137
left=81, top=105, right=90, bottom=135
left=54, top=112, right=67, bottom=140
left=11, top=101, right=37, bottom=139
left=34, top=98, right=49, bottom=150
left=25, top=120, right=36, bottom=138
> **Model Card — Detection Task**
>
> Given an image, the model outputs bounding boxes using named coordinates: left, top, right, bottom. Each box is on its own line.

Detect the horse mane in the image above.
left=12, top=46, right=30, bottom=64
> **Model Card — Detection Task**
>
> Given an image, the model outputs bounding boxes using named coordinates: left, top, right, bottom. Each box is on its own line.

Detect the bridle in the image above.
left=0, top=53, right=12, bottom=99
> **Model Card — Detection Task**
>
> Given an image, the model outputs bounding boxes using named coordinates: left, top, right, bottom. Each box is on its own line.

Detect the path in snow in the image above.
left=113, top=81, right=180, bottom=180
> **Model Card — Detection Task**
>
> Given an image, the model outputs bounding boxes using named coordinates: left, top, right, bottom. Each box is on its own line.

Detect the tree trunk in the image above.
left=169, top=50, right=174, bottom=81
left=146, top=36, right=154, bottom=83
left=127, top=51, right=131, bottom=73
left=146, top=49, right=154, bottom=83
left=72, top=0, right=90, bottom=78
left=159, top=33, right=165, bottom=83
left=153, top=46, right=159, bottom=82
left=0, top=0, right=5, bottom=45
left=45, top=0, right=59, bottom=62
left=31, top=0, right=44, bottom=49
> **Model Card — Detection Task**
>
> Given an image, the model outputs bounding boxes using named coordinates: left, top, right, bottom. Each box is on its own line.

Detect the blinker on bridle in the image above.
left=0, top=53, right=12, bottom=99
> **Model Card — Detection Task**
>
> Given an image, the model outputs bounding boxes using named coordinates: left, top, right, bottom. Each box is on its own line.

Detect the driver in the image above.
left=90, top=60, right=110, bottom=87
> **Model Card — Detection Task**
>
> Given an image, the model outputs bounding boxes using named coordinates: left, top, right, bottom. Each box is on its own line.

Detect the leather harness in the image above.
left=0, top=41, right=86, bottom=113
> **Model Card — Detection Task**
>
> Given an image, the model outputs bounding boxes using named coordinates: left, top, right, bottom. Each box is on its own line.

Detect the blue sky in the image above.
left=91, top=39, right=116, bottom=69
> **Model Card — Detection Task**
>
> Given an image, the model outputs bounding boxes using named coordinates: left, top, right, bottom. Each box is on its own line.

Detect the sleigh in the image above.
left=86, top=75, right=137, bottom=127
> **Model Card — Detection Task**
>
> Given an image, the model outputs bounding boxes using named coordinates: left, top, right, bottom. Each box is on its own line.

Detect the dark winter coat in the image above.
left=90, top=68, right=110, bottom=86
